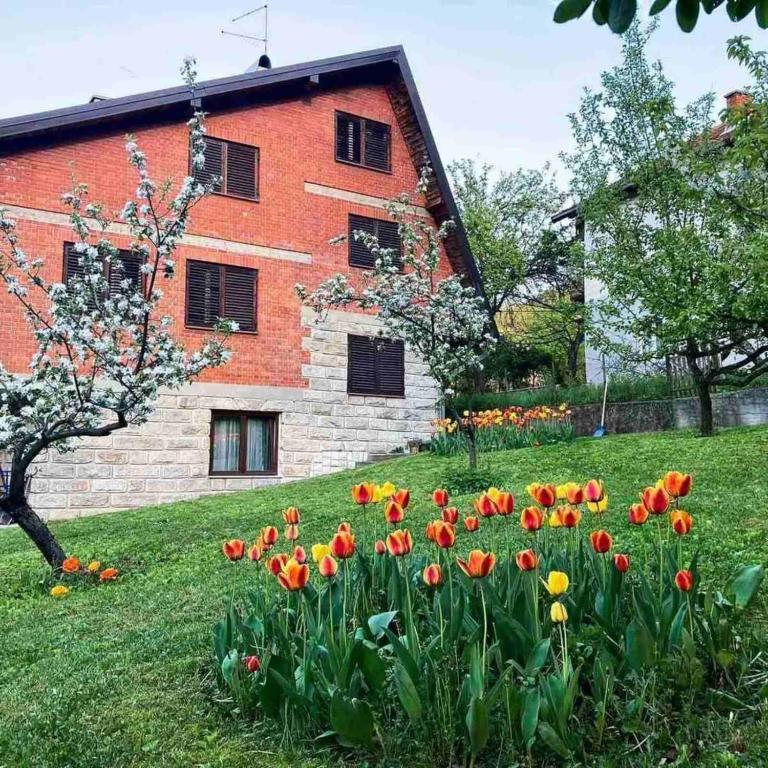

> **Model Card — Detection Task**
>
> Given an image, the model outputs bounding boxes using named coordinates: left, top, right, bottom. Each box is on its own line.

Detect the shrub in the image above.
left=212, top=475, right=764, bottom=764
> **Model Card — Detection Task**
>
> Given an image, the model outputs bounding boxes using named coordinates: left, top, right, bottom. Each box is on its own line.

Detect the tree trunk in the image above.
left=697, top=380, right=715, bottom=437
left=0, top=494, right=66, bottom=570
left=466, top=427, right=478, bottom=471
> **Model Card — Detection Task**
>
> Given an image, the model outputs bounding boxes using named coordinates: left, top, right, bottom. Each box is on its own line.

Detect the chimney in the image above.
left=245, top=54, right=272, bottom=73
left=725, top=90, right=751, bottom=110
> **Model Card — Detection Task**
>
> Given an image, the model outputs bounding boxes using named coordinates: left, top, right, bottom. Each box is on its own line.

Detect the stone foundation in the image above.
left=24, top=308, right=439, bottom=520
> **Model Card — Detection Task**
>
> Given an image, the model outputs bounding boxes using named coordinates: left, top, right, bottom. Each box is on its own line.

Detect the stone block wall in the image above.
left=23, top=308, right=439, bottom=521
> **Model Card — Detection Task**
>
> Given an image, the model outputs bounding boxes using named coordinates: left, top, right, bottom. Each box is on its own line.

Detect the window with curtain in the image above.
left=209, top=412, right=278, bottom=475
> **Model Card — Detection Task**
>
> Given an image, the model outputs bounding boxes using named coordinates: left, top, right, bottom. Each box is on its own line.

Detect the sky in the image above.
left=1, top=1, right=764, bottom=186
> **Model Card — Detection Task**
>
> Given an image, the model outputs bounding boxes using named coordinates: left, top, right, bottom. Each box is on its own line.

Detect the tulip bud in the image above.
left=285, top=524, right=300, bottom=541
left=533, top=484, right=557, bottom=508
left=565, top=483, right=585, bottom=505
left=642, top=486, right=670, bottom=515
left=442, top=506, right=459, bottom=525
left=670, top=510, right=693, bottom=536
left=386, top=529, right=414, bottom=557
left=268, top=553, right=289, bottom=576
left=244, top=655, right=261, bottom=673
left=456, top=550, right=496, bottom=579
left=432, top=521, right=456, bottom=549
left=222, top=539, right=246, bottom=561
left=463, top=515, right=480, bottom=532
left=544, top=570, right=569, bottom=595
left=520, top=506, right=544, bottom=532
left=293, top=545, right=307, bottom=564
left=351, top=482, right=375, bottom=505
left=675, top=569, right=694, bottom=592
left=550, top=601, right=568, bottom=623
left=613, top=553, right=630, bottom=573
left=247, top=544, right=262, bottom=562
left=495, top=491, right=515, bottom=517
left=474, top=493, right=498, bottom=518
left=422, top=563, right=443, bottom=587
left=515, top=548, right=539, bottom=571
left=374, top=539, right=386, bottom=555
left=628, top=503, right=649, bottom=526
left=261, top=526, right=279, bottom=548
left=330, top=531, right=356, bottom=559
left=318, top=554, right=338, bottom=578
left=432, top=488, right=449, bottom=508
left=282, top=506, right=300, bottom=525
left=337, top=521, right=352, bottom=534
left=584, top=479, right=605, bottom=504
left=311, top=543, right=331, bottom=563
left=590, top=529, right=613, bottom=554
left=385, top=501, right=405, bottom=525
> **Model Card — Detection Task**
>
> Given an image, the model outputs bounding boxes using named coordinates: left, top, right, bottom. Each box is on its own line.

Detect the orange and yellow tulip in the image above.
left=422, top=563, right=443, bottom=587
left=642, top=486, right=670, bottom=515
left=392, top=488, right=411, bottom=509
left=352, top=482, right=376, bottom=505
left=555, top=505, right=582, bottom=528
left=533, top=484, right=557, bottom=508
left=222, top=540, right=245, bottom=561
left=663, top=471, right=692, bottom=499
left=337, top=522, right=352, bottom=534
left=464, top=516, right=480, bottom=532
left=494, top=492, right=515, bottom=517
left=432, top=521, right=456, bottom=549
left=675, top=569, right=694, bottom=592
left=590, top=529, right=613, bottom=554
left=318, top=554, right=338, bottom=578
left=261, top=526, right=279, bottom=548
left=515, top=549, right=539, bottom=571
left=385, top=501, right=405, bottom=525
left=277, top=558, right=310, bottom=591
left=386, top=529, right=414, bottom=557
left=330, top=531, right=356, bottom=559
left=566, top=483, right=585, bottom=505
left=520, top=506, right=545, bottom=532
left=474, top=493, right=498, bottom=518
left=282, top=506, right=300, bottom=525
left=628, top=503, right=649, bottom=526
left=584, top=479, right=605, bottom=504
left=432, top=488, right=449, bottom=508
left=99, top=567, right=119, bottom=581
left=62, top=556, right=81, bottom=573
left=268, top=553, right=289, bottom=575
left=670, top=509, right=693, bottom=536
left=285, top=524, right=300, bottom=541
left=456, top=550, right=496, bottom=579
left=442, top=506, right=459, bottom=525
left=374, top=539, right=386, bottom=555
left=614, top=553, right=630, bottom=573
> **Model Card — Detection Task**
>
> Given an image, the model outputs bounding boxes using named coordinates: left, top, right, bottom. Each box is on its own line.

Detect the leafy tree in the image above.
left=297, top=170, right=495, bottom=469
left=554, top=0, right=768, bottom=34
left=565, top=23, right=768, bottom=435
left=0, top=59, right=233, bottom=569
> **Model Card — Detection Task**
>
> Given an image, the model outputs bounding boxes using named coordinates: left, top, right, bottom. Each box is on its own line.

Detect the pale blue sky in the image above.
left=2, top=1, right=764, bottom=182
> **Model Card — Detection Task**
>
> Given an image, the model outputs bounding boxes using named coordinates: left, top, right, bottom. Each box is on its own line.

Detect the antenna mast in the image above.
left=222, top=4, right=271, bottom=67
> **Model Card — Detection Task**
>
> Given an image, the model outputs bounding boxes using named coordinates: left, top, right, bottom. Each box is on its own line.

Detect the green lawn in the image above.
left=1, top=427, right=767, bottom=768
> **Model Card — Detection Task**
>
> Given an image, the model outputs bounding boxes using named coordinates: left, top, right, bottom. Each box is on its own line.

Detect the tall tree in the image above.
left=0, top=59, right=233, bottom=568
left=565, top=23, right=768, bottom=435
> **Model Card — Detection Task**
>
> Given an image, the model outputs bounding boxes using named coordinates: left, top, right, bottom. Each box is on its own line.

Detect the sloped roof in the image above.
left=0, top=46, right=483, bottom=294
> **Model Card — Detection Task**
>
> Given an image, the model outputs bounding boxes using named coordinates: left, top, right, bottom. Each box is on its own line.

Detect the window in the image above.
left=347, top=335, right=405, bottom=397
left=63, top=243, right=143, bottom=303
left=192, top=137, right=259, bottom=200
left=186, top=260, right=257, bottom=332
left=335, top=112, right=391, bottom=172
left=348, top=214, right=402, bottom=270
left=209, top=411, right=278, bottom=475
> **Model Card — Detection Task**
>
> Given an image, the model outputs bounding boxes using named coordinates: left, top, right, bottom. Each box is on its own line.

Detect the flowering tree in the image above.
left=0, top=59, right=233, bottom=569
left=297, top=170, right=495, bottom=468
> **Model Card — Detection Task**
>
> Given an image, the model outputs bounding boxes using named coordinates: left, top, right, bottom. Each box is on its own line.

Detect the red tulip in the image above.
left=261, top=526, right=279, bottom=548
left=584, top=479, right=605, bottom=504
left=330, top=531, right=356, bottom=559
left=282, top=506, right=300, bottom=525
left=670, top=510, right=693, bottom=536
left=613, top=553, right=630, bottom=573
left=590, top=529, right=613, bottom=554
left=566, top=485, right=585, bottom=505
left=293, top=545, right=307, bottom=563
left=456, top=550, right=496, bottom=579
left=533, top=484, right=557, bottom=508
left=222, top=539, right=245, bottom=561
left=277, top=558, right=310, bottom=591
left=352, top=482, right=375, bottom=505
left=432, top=488, right=449, bottom=508
left=425, top=520, right=437, bottom=542
left=642, top=486, right=670, bottom=515
left=268, top=553, right=289, bottom=575
left=318, top=554, right=338, bottom=578
left=675, top=570, right=694, bottom=592
left=285, top=524, right=300, bottom=541
left=432, top=521, right=456, bottom=549
left=442, top=506, right=459, bottom=525
left=520, top=506, right=544, bottom=532
left=464, top=515, right=480, bottom=532
left=244, top=655, right=261, bottom=673
left=337, top=522, right=352, bottom=534
left=422, top=563, right=443, bottom=587
left=374, top=539, right=386, bottom=555
left=515, top=549, right=539, bottom=571
left=495, top=492, right=515, bottom=517
left=385, top=501, right=405, bottom=525
left=386, top=529, right=414, bottom=557
left=247, top=543, right=262, bottom=562
left=663, top=471, right=692, bottom=499
left=393, top=488, right=411, bottom=509
left=556, top=505, right=582, bottom=528
left=474, top=493, right=498, bottom=518
left=628, top=503, right=649, bottom=526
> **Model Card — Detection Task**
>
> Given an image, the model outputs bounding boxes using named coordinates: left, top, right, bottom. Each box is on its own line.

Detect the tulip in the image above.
left=244, top=655, right=261, bottom=673
left=330, top=531, right=356, bottom=559
left=675, top=569, right=694, bottom=592
left=432, top=521, right=456, bottom=549
left=474, top=493, right=498, bottom=518
left=261, top=526, right=279, bottom=548
left=318, top=554, right=338, bottom=578
left=282, top=506, right=300, bottom=525
left=422, top=563, right=443, bottom=587
left=550, top=601, right=568, bottom=623
left=248, top=544, right=262, bottom=562
left=565, top=483, right=585, bottom=505
left=277, top=558, right=310, bottom=591
left=99, top=567, right=119, bottom=581
left=337, top=522, right=352, bottom=534
left=62, top=556, right=81, bottom=573
left=670, top=510, right=693, bottom=536
left=425, top=520, right=437, bottom=543
left=587, top=495, right=609, bottom=514
left=386, top=529, right=414, bottom=557
left=351, top=482, right=375, bottom=505
left=533, top=484, right=557, bottom=508
left=456, top=550, right=496, bottom=579
left=378, top=481, right=396, bottom=499
left=311, top=543, right=331, bottom=563
left=384, top=500, right=405, bottom=525
left=548, top=510, right=563, bottom=529
left=556, top=484, right=568, bottom=501
left=432, top=488, right=449, bottom=508
left=556, top=505, right=582, bottom=528
left=374, top=539, right=386, bottom=555
left=222, top=540, right=245, bottom=561
left=520, top=506, right=544, bottom=532
left=663, top=471, right=692, bottom=499
left=526, top=482, right=541, bottom=501
left=584, top=479, right=605, bottom=503
left=628, top=502, right=649, bottom=526
left=464, top=515, right=480, bottom=532
left=642, top=486, right=670, bottom=515
left=285, top=524, right=300, bottom=541
left=293, top=545, right=307, bottom=563
left=613, top=553, right=630, bottom=573
left=495, top=491, right=515, bottom=517
left=590, top=529, right=613, bottom=554
left=50, top=585, right=71, bottom=598
left=87, top=561, right=101, bottom=573
left=544, top=570, right=569, bottom=595
left=442, top=506, right=459, bottom=525
left=268, top=553, right=289, bottom=575
left=392, top=488, right=411, bottom=509
left=515, top=548, right=539, bottom=571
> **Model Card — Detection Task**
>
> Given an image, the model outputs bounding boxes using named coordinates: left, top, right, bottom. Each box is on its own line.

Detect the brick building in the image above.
left=0, top=46, right=480, bottom=520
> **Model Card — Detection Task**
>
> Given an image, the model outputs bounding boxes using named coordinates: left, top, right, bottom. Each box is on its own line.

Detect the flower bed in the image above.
left=430, top=405, right=575, bottom=456
left=213, top=474, right=764, bottom=764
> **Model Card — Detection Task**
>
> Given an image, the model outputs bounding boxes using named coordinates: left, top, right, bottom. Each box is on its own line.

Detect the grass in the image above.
left=1, top=426, right=768, bottom=767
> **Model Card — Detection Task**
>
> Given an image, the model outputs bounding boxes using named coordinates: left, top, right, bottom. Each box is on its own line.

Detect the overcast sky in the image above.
left=2, top=1, right=764, bottom=185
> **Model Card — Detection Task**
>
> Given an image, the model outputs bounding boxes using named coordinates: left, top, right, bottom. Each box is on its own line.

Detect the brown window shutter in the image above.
left=186, top=260, right=221, bottom=327
left=348, top=215, right=402, bottom=270
left=223, top=265, right=257, bottom=331
left=108, top=250, right=143, bottom=295
left=375, top=338, right=405, bottom=397
left=225, top=143, right=258, bottom=199
left=64, top=243, right=100, bottom=309
left=336, top=114, right=361, bottom=164
left=194, top=138, right=224, bottom=192
left=347, top=335, right=377, bottom=394
left=377, top=220, right=402, bottom=268
left=364, top=120, right=391, bottom=171
left=347, top=334, right=405, bottom=397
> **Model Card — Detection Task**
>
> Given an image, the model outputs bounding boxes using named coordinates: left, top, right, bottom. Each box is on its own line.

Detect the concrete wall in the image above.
left=24, top=308, right=439, bottom=521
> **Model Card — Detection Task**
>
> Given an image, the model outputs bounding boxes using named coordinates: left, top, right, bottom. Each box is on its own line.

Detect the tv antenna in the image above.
left=222, top=4, right=271, bottom=68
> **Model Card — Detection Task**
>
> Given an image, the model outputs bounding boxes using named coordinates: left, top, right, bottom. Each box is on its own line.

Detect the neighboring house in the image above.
left=553, top=90, right=748, bottom=386
left=0, top=46, right=480, bottom=520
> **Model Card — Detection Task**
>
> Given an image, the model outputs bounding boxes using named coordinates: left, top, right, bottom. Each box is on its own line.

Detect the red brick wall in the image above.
left=0, top=82, right=455, bottom=387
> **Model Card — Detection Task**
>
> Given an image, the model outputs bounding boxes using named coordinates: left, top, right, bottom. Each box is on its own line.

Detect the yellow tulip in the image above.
left=548, top=511, right=563, bottom=529
left=587, top=494, right=609, bottom=514
left=550, top=601, right=568, bottom=623
left=556, top=484, right=568, bottom=501
left=50, top=585, right=71, bottom=598
left=544, top=570, right=569, bottom=596
left=486, top=487, right=502, bottom=503
left=378, top=481, right=396, bottom=500
left=311, top=543, right=331, bottom=563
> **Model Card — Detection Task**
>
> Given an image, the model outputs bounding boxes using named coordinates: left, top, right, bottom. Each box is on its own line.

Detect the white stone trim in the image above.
left=1, top=204, right=312, bottom=264
left=303, top=182, right=430, bottom=217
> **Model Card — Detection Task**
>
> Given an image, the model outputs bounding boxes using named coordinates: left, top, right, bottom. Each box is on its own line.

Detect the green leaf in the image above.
left=677, top=0, right=701, bottom=31
left=593, top=0, right=612, bottom=23
left=383, top=627, right=420, bottom=685
left=395, top=663, right=423, bottom=722
left=758, top=0, right=768, bottom=27
left=537, top=722, right=571, bottom=758
left=727, top=0, right=757, bottom=21
left=330, top=690, right=374, bottom=747
left=466, top=695, right=490, bottom=756
left=625, top=618, right=653, bottom=671
left=355, top=641, right=387, bottom=691
left=608, top=0, right=638, bottom=33
left=525, top=637, right=551, bottom=677
left=367, top=610, right=397, bottom=640
left=521, top=689, right=540, bottom=745
left=221, top=649, right=239, bottom=685
left=729, top=564, right=764, bottom=609
left=554, top=0, right=594, bottom=23
left=650, top=0, right=674, bottom=13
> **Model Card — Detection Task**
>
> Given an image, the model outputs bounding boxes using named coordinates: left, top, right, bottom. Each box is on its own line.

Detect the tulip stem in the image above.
left=480, top=584, right=488, bottom=673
